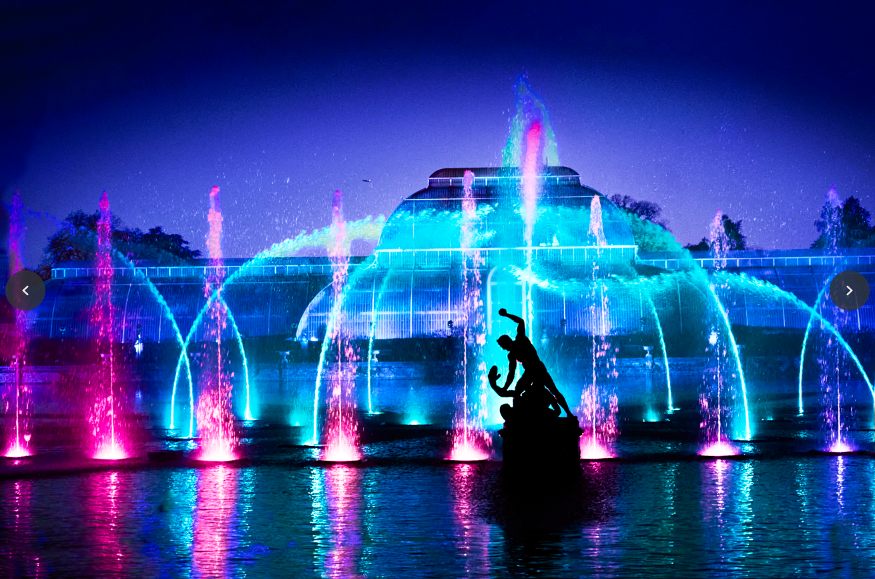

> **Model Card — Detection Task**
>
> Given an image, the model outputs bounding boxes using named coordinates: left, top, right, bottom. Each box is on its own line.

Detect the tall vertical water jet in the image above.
left=502, top=78, right=557, bottom=341
left=322, top=190, right=361, bottom=462
left=502, top=77, right=559, bottom=168
left=91, top=191, right=127, bottom=459
left=195, top=186, right=238, bottom=461
left=521, top=122, right=542, bottom=333
left=3, top=189, right=32, bottom=457
left=450, top=171, right=491, bottom=461
left=817, top=185, right=853, bottom=452
left=700, top=211, right=745, bottom=456
left=578, top=196, right=618, bottom=459
left=173, top=215, right=385, bottom=430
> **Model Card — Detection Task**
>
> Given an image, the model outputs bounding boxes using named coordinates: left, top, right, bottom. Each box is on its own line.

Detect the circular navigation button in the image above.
left=5, top=270, right=46, bottom=311
left=830, top=270, right=869, bottom=312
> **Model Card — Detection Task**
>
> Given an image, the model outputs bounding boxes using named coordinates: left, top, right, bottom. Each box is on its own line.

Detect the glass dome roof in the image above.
left=376, top=167, right=636, bottom=251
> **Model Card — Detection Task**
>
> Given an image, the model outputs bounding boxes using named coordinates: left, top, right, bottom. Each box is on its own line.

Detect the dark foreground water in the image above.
left=2, top=434, right=875, bottom=578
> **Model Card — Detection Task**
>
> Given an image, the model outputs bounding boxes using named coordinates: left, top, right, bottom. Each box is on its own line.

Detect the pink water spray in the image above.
left=4, top=189, right=32, bottom=458
left=91, top=191, right=127, bottom=459
left=322, top=190, right=361, bottom=462
left=196, top=186, right=238, bottom=461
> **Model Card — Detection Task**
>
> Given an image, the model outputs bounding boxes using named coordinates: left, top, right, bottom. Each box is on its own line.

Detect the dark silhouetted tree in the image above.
left=811, top=195, right=875, bottom=249
left=684, top=214, right=747, bottom=251
left=609, top=194, right=679, bottom=251
left=610, top=194, right=669, bottom=229
left=38, top=210, right=201, bottom=278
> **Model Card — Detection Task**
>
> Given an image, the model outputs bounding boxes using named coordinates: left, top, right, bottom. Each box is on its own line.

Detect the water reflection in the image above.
left=86, top=471, right=130, bottom=575
left=193, top=465, right=238, bottom=578
left=0, top=479, right=43, bottom=577
left=450, top=463, right=492, bottom=576
left=312, top=465, right=365, bottom=578
left=163, top=469, right=197, bottom=570
left=701, top=460, right=731, bottom=567
left=3, top=455, right=875, bottom=576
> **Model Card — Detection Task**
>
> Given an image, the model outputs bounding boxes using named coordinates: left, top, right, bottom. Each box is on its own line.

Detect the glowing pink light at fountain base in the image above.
left=827, top=440, right=854, bottom=453
left=580, top=440, right=614, bottom=460
left=448, top=437, right=490, bottom=462
left=699, top=440, right=739, bottom=457
left=93, top=443, right=128, bottom=461
left=322, top=433, right=361, bottom=462
left=4, top=442, right=32, bottom=458
left=195, top=392, right=239, bottom=462
left=195, top=445, right=238, bottom=463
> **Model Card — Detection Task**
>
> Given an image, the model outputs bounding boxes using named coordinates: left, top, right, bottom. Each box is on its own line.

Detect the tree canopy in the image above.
left=609, top=194, right=680, bottom=252
left=684, top=214, right=747, bottom=251
left=811, top=195, right=875, bottom=249
left=37, top=210, right=201, bottom=278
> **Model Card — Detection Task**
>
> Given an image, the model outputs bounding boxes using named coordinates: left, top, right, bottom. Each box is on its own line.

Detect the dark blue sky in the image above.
left=3, top=1, right=874, bottom=265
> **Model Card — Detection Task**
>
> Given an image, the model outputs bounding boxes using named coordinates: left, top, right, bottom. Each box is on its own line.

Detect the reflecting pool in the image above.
left=2, top=430, right=875, bottom=577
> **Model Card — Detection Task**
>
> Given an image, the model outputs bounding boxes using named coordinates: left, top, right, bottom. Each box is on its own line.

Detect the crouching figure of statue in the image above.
left=490, top=309, right=583, bottom=470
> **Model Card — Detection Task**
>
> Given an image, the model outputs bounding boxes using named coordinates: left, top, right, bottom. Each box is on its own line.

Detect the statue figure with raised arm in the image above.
left=495, top=308, right=576, bottom=419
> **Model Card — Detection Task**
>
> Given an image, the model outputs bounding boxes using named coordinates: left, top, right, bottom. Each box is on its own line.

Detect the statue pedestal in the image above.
left=499, top=416, right=583, bottom=472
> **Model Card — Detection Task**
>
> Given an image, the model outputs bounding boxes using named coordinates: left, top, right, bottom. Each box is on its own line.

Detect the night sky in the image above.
left=3, top=1, right=874, bottom=266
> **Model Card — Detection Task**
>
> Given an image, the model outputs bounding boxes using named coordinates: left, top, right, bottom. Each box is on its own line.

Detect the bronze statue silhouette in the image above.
left=494, top=308, right=575, bottom=419
left=488, top=365, right=560, bottom=425
left=489, top=308, right=583, bottom=469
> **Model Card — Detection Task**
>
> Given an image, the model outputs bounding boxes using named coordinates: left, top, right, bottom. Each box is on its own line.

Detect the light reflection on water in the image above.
left=312, top=464, right=365, bottom=578
left=193, top=465, right=238, bottom=578
left=1, top=457, right=875, bottom=576
left=87, top=471, right=128, bottom=575
left=1, top=479, right=42, bottom=577
left=451, top=463, right=492, bottom=577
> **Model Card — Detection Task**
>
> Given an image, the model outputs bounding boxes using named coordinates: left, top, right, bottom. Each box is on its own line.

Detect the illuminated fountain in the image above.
left=699, top=211, right=740, bottom=457
left=366, top=271, right=392, bottom=415
left=321, top=190, right=361, bottom=462
left=3, top=189, right=32, bottom=458
left=173, top=215, right=384, bottom=433
left=449, top=170, right=491, bottom=461
left=521, top=121, right=541, bottom=332
left=642, top=288, right=674, bottom=416
left=816, top=186, right=854, bottom=453
left=91, top=191, right=127, bottom=460
left=195, top=186, right=238, bottom=462
left=578, top=195, right=619, bottom=460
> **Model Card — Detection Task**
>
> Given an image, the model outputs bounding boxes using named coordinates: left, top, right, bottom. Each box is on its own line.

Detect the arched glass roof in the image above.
left=376, top=167, right=636, bottom=251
